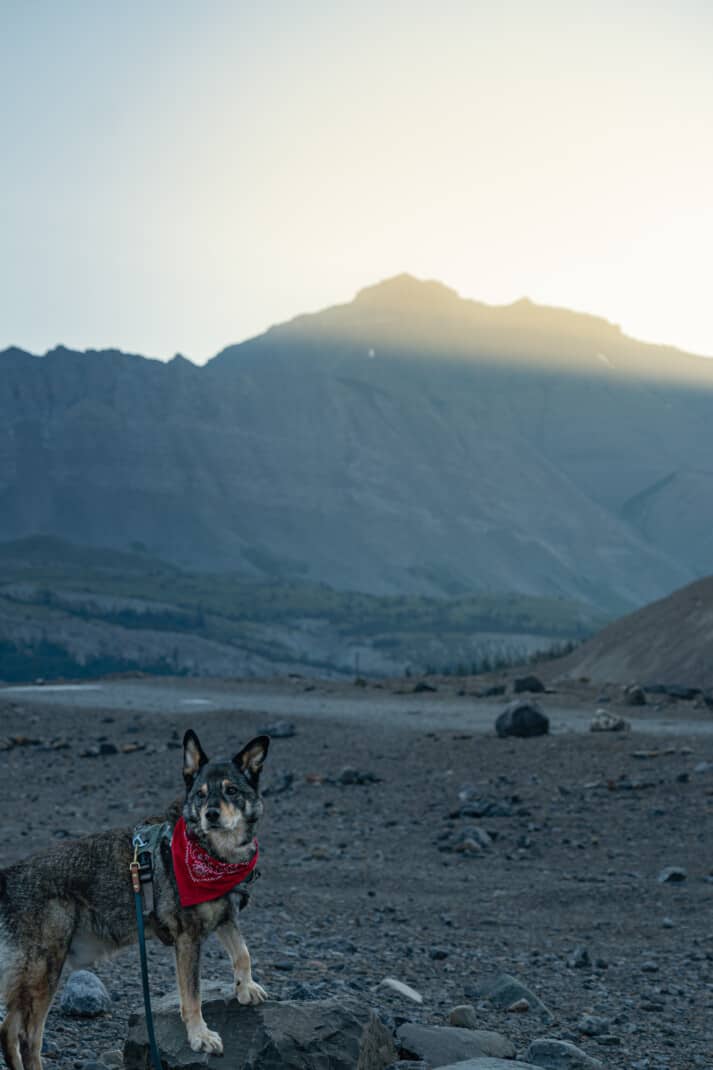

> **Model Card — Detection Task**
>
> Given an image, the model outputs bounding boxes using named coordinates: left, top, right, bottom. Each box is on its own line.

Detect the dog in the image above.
left=0, top=729, right=270, bottom=1069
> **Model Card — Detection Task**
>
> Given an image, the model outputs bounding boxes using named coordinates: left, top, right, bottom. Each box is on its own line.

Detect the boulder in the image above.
left=59, top=970, right=111, bottom=1018
left=513, top=674, right=545, bottom=694
left=435, top=1061, right=544, bottom=1070
left=590, top=710, right=630, bottom=732
left=474, top=973, right=553, bottom=1022
left=124, top=985, right=395, bottom=1070
left=495, top=701, right=549, bottom=739
left=525, top=1037, right=603, bottom=1068
left=396, top=1022, right=515, bottom=1066
left=623, top=684, right=646, bottom=706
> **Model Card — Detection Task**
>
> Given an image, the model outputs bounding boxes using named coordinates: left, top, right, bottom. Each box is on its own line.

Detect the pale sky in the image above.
left=2, top=1, right=712, bottom=362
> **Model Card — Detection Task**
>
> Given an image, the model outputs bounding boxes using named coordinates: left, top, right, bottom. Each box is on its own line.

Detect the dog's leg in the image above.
left=216, top=920, right=267, bottom=1005
left=0, top=1006, right=24, bottom=1070
left=1, top=957, right=62, bottom=1070
left=174, top=934, right=223, bottom=1054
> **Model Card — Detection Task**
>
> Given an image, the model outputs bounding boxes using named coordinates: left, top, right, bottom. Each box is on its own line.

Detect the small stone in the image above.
left=590, top=710, right=630, bottom=733
left=98, top=742, right=118, bottom=756
left=257, top=720, right=296, bottom=738
left=507, top=997, right=530, bottom=1012
left=336, top=766, right=379, bottom=785
left=59, top=971, right=111, bottom=1018
left=99, top=1051, right=123, bottom=1068
left=577, top=1014, right=609, bottom=1036
left=658, top=866, right=687, bottom=883
left=624, top=684, right=647, bottom=706
left=429, top=947, right=449, bottom=960
left=641, top=960, right=659, bottom=972
left=379, top=977, right=423, bottom=1003
left=661, top=917, right=675, bottom=928
left=448, top=1004, right=478, bottom=1029
left=567, top=946, right=591, bottom=969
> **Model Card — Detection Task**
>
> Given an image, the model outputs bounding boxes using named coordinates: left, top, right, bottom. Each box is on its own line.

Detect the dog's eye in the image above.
left=224, top=785, right=239, bottom=797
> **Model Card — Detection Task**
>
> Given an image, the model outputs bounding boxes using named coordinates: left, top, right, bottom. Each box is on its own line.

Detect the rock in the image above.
left=337, top=766, right=379, bottom=785
left=257, top=720, right=296, bottom=738
left=507, top=997, right=530, bottom=1012
left=495, top=700, right=549, bottom=738
left=513, top=674, right=545, bottom=694
left=396, top=1022, right=515, bottom=1066
left=480, top=685, right=506, bottom=697
left=658, top=866, right=687, bottom=883
left=59, top=971, right=111, bottom=1018
left=525, top=1037, right=603, bottom=1068
left=99, top=1052, right=123, bottom=1068
left=448, top=1004, right=479, bottom=1029
left=379, top=978, right=423, bottom=1003
left=429, top=946, right=449, bottom=960
left=262, top=771, right=294, bottom=796
left=125, top=986, right=395, bottom=1070
left=435, top=1062, right=544, bottom=1070
left=624, top=684, right=647, bottom=706
left=478, top=973, right=553, bottom=1022
left=412, top=680, right=437, bottom=693
left=567, top=946, right=591, bottom=969
left=577, top=1014, right=609, bottom=1036
left=446, top=823, right=494, bottom=855
left=590, top=710, right=630, bottom=732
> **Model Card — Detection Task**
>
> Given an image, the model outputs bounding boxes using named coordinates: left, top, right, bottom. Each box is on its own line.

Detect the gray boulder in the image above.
left=525, top=1037, right=603, bottom=1069
left=495, top=700, right=549, bottom=738
left=623, top=684, right=646, bottom=706
left=513, top=674, right=546, bottom=693
left=434, top=1061, right=545, bottom=1070
left=124, top=985, right=395, bottom=1070
left=476, top=973, right=553, bottom=1022
left=59, top=970, right=111, bottom=1018
left=396, top=1022, right=514, bottom=1066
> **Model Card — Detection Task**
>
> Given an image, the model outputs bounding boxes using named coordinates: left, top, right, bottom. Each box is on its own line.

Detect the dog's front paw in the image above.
left=188, top=1026, right=224, bottom=1054
left=237, top=979, right=268, bottom=1005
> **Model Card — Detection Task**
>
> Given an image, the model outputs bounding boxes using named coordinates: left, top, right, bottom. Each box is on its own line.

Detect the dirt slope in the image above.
left=550, top=574, right=713, bottom=688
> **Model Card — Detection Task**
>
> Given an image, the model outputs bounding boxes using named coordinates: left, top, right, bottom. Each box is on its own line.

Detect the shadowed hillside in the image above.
left=0, top=537, right=600, bottom=681
left=2, top=275, right=713, bottom=610
left=550, top=573, right=713, bottom=689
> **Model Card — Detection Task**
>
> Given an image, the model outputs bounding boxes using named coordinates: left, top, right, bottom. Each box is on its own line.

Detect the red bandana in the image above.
left=171, top=816, right=259, bottom=907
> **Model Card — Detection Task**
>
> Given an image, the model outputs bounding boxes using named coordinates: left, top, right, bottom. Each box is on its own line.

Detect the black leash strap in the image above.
left=130, top=840, right=163, bottom=1070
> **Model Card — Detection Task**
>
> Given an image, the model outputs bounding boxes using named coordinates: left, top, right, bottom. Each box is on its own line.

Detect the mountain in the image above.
left=2, top=274, right=713, bottom=611
left=549, top=574, right=713, bottom=689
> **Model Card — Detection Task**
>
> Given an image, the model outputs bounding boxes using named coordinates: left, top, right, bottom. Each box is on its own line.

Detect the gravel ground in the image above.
left=1, top=675, right=713, bottom=1070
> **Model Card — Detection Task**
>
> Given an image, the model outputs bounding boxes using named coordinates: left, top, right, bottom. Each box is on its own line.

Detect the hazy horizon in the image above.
left=2, top=2, right=712, bottom=362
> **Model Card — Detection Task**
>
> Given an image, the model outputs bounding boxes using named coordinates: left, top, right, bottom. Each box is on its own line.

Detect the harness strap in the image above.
left=130, top=836, right=164, bottom=1070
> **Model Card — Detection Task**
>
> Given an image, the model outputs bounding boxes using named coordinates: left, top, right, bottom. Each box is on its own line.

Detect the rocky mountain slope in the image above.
left=2, top=275, right=712, bottom=610
left=550, top=573, right=713, bottom=689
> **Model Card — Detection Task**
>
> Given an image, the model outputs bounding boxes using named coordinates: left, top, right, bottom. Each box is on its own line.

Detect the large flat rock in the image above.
left=396, top=1022, right=515, bottom=1066
left=124, top=984, right=395, bottom=1070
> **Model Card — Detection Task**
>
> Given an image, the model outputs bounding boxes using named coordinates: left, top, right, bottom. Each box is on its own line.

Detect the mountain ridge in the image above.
left=2, top=274, right=712, bottom=609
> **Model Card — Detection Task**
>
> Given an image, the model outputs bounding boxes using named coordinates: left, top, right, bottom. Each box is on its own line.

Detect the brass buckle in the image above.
left=130, top=843, right=141, bottom=893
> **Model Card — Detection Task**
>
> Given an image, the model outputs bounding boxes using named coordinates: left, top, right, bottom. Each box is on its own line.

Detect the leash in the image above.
left=130, top=835, right=164, bottom=1070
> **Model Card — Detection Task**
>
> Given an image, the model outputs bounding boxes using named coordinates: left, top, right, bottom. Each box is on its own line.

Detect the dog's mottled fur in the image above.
left=0, top=730, right=270, bottom=1069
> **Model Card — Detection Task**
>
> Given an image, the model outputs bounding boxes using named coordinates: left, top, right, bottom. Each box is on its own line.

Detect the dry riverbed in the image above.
left=1, top=674, right=713, bottom=1070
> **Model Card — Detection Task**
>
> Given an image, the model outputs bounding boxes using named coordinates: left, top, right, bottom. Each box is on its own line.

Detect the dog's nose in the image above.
left=205, top=807, right=221, bottom=825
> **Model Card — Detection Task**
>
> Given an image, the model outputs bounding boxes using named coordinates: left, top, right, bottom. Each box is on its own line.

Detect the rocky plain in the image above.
left=1, top=672, right=713, bottom=1070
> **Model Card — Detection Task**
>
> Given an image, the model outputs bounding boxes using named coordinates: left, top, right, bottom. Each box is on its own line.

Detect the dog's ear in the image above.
left=183, top=729, right=208, bottom=787
left=234, top=735, right=270, bottom=788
